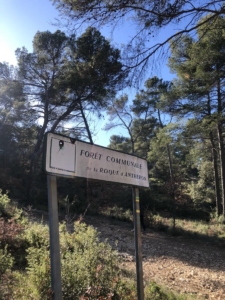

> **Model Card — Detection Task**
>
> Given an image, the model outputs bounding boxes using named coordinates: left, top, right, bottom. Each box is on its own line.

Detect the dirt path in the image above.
left=84, top=215, right=225, bottom=300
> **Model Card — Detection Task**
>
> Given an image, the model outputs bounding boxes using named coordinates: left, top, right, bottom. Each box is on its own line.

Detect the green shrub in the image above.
left=13, top=222, right=125, bottom=299
left=101, top=205, right=133, bottom=222
left=61, top=222, right=122, bottom=299
left=23, top=222, right=49, bottom=248
left=0, top=190, right=10, bottom=218
left=145, top=281, right=192, bottom=300
left=0, top=246, right=14, bottom=300
left=13, top=246, right=51, bottom=299
left=0, top=246, right=14, bottom=276
left=146, top=281, right=175, bottom=300
left=0, top=190, right=23, bottom=221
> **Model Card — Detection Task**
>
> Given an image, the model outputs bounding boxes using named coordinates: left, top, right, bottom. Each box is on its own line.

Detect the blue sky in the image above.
left=0, top=0, right=176, bottom=146
left=0, top=0, right=60, bottom=65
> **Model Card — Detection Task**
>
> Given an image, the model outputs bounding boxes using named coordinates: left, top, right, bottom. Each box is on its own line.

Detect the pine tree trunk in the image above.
left=166, top=144, right=176, bottom=230
left=217, top=123, right=225, bottom=218
left=79, top=101, right=93, bottom=144
left=210, top=132, right=222, bottom=215
left=216, top=74, right=225, bottom=218
left=158, top=108, right=176, bottom=229
left=26, top=88, right=49, bottom=203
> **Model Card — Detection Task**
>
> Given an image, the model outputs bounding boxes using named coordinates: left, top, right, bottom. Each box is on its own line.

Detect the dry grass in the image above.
left=146, top=213, right=225, bottom=244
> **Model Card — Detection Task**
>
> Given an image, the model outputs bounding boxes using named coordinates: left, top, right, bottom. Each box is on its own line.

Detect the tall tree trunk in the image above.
left=166, top=144, right=176, bottom=230
left=131, top=138, right=135, bottom=154
left=217, top=123, right=225, bottom=218
left=79, top=101, right=93, bottom=144
left=26, top=126, right=48, bottom=203
left=209, top=132, right=222, bottom=215
left=206, top=92, right=222, bottom=216
left=158, top=108, right=176, bottom=228
left=26, top=88, right=49, bottom=203
left=216, top=73, right=225, bottom=218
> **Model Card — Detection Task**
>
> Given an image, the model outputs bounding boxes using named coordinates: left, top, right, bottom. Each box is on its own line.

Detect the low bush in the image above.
left=60, top=222, right=122, bottom=299
left=0, top=190, right=22, bottom=220
left=0, top=192, right=201, bottom=300
left=145, top=212, right=225, bottom=245
left=0, top=246, right=14, bottom=300
left=13, top=222, right=124, bottom=299
left=0, top=246, right=13, bottom=276
left=145, top=281, right=193, bottom=300
left=101, top=205, right=133, bottom=222
left=22, top=222, right=49, bottom=248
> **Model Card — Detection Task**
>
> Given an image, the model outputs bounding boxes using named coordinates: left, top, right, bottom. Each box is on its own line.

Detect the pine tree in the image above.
left=52, top=0, right=225, bottom=82
left=15, top=28, right=124, bottom=201
left=168, top=15, right=225, bottom=216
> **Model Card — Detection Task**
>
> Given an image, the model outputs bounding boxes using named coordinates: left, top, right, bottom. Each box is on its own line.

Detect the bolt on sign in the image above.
left=43, top=132, right=149, bottom=188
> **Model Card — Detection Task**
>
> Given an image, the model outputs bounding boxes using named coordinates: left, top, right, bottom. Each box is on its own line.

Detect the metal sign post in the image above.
left=132, top=187, right=144, bottom=300
left=47, top=175, right=62, bottom=300
left=44, top=132, right=149, bottom=300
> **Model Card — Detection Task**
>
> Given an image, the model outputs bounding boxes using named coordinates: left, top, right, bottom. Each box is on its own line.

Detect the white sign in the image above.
left=44, top=133, right=149, bottom=188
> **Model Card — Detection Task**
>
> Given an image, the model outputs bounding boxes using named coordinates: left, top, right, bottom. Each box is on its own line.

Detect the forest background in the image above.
left=2, top=0, right=225, bottom=226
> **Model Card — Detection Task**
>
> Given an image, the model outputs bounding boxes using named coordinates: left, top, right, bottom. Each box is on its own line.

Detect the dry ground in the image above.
left=84, top=215, right=225, bottom=300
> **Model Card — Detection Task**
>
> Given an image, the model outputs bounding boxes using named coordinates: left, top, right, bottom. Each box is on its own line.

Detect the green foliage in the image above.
left=167, top=15, right=225, bottom=217
left=22, top=222, right=49, bottom=248
left=13, top=246, right=51, bottom=299
left=13, top=26, right=125, bottom=201
left=60, top=222, right=121, bottom=298
left=145, top=213, right=225, bottom=244
left=0, top=246, right=14, bottom=276
left=0, top=190, right=10, bottom=217
left=13, top=222, right=123, bottom=299
left=0, top=247, right=14, bottom=300
left=210, top=212, right=225, bottom=225
left=108, top=134, right=132, bottom=154
left=186, top=160, right=215, bottom=212
left=22, top=247, right=51, bottom=298
left=145, top=281, right=191, bottom=300
left=0, top=189, right=23, bottom=221
left=53, top=0, right=225, bottom=85
left=101, top=205, right=133, bottom=222
left=0, top=198, right=212, bottom=300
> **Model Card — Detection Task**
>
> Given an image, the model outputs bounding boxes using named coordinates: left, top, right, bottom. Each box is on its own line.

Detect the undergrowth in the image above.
left=0, top=192, right=199, bottom=299
left=100, top=205, right=133, bottom=222
left=99, top=204, right=225, bottom=245
left=145, top=212, right=225, bottom=245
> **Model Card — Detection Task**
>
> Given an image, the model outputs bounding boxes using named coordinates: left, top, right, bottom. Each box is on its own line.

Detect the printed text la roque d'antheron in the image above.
left=80, top=149, right=147, bottom=181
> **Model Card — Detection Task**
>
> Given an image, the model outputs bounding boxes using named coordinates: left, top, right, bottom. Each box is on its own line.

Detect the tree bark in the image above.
left=216, top=73, right=225, bottom=218
left=166, top=144, right=176, bottom=229
left=206, top=92, right=222, bottom=216
left=26, top=87, right=50, bottom=202
left=209, top=132, right=222, bottom=215
left=158, top=108, right=176, bottom=228
left=79, top=101, right=93, bottom=144
left=217, top=123, right=225, bottom=218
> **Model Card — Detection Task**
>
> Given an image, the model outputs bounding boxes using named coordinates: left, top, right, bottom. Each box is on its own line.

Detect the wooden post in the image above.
left=132, top=187, right=144, bottom=300
left=47, top=175, right=63, bottom=300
